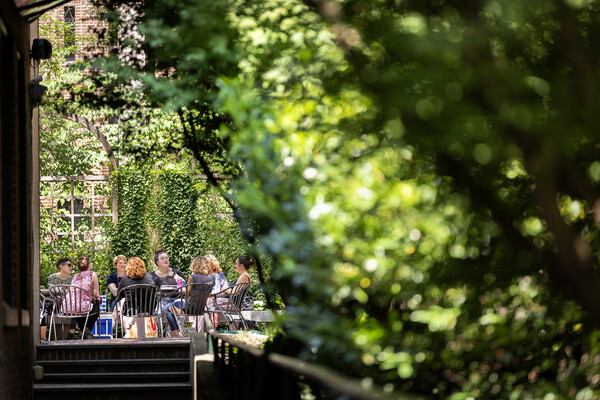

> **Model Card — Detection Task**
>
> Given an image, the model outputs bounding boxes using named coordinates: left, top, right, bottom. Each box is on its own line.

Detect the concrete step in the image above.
left=40, top=371, right=189, bottom=383
left=34, top=338, right=194, bottom=400
left=33, top=382, right=192, bottom=400
left=36, top=357, right=189, bottom=374
left=36, top=338, right=190, bottom=361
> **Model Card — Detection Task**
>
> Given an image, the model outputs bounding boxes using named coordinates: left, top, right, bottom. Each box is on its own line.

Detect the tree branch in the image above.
left=526, top=142, right=600, bottom=326
left=48, top=112, right=119, bottom=171
left=46, top=112, right=120, bottom=223
left=177, top=110, right=275, bottom=309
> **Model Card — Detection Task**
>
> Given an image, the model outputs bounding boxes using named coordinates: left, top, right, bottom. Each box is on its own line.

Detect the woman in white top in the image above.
left=206, top=254, right=229, bottom=294
left=207, top=255, right=253, bottom=327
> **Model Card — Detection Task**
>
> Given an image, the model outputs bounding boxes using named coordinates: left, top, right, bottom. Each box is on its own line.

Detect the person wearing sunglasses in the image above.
left=48, top=258, right=73, bottom=286
left=42, top=258, right=73, bottom=340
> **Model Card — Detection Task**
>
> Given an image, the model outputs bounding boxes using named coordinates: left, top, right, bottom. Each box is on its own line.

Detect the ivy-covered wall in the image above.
left=153, top=172, right=204, bottom=273
left=109, top=169, right=152, bottom=262
left=41, top=168, right=261, bottom=300
left=108, top=167, right=255, bottom=294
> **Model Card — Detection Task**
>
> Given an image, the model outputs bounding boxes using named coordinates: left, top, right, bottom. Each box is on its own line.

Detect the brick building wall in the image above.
left=42, top=0, right=112, bottom=175
left=45, top=0, right=109, bottom=62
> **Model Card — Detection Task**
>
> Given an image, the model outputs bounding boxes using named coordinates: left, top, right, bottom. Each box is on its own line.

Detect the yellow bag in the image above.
left=124, top=316, right=158, bottom=338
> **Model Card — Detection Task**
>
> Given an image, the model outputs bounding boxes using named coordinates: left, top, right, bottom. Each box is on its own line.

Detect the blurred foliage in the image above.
left=81, top=0, right=600, bottom=398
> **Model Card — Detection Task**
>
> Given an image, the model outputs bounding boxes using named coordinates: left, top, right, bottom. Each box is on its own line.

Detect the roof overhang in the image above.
left=17, top=0, right=75, bottom=23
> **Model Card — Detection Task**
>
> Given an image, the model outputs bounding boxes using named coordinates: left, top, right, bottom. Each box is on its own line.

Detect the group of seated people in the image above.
left=41, top=256, right=101, bottom=340
left=41, top=248, right=254, bottom=339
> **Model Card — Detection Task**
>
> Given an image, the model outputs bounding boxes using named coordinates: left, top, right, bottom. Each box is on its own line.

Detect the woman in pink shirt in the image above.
left=64, top=256, right=100, bottom=340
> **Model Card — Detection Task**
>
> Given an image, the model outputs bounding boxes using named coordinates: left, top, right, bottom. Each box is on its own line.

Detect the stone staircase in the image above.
left=33, top=338, right=193, bottom=400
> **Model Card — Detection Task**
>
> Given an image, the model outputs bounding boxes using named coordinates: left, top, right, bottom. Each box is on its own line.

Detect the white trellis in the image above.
left=40, top=174, right=233, bottom=251
left=40, top=175, right=112, bottom=249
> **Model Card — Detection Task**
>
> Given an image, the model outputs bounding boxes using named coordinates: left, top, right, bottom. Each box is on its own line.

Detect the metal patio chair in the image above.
left=48, top=285, right=96, bottom=340
left=208, top=282, right=251, bottom=330
left=169, top=283, right=213, bottom=334
left=39, top=287, right=53, bottom=336
left=117, top=284, right=162, bottom=338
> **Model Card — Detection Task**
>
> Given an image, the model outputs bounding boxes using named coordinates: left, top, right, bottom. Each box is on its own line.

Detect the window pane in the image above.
left=64, top=6, right=75, bottom=62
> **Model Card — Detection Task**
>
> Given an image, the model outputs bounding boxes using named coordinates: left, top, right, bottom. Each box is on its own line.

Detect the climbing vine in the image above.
left=108, top=168, right=256, bottom=291
left=153, top=170, right=203, bottom=274
left=108, top=168, right=152, bottom=261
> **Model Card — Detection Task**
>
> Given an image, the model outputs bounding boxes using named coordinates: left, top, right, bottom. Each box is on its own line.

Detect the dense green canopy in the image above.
left=68, top=0, right=600, bottom=397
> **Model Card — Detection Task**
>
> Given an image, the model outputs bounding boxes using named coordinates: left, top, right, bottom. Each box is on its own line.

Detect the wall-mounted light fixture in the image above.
left=30, top=38, right=52, bottom=60
left=29, top=39, right=52, bottom=107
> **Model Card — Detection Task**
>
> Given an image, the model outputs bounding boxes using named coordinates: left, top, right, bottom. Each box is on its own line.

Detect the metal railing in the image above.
left=201, top=313, right=429, bottom=400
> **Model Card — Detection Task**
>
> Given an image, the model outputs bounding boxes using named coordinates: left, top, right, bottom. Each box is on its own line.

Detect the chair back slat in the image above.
left=227, top=282, right=250, bottom=311
left=119, top=284, right=159, bottom=317
left=182, top=283, right=213, bottom=316
left=49, top=285, right=93, bottom=317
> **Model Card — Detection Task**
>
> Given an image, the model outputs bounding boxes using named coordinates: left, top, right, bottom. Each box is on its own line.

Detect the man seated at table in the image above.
left=41, top=258, right=73, bottom=341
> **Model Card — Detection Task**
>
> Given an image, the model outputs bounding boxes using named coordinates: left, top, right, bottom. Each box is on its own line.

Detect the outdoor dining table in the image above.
left=159, top=285, right=179, bottom=297
left=40, top=287, right=53, bottom=325
left=39, top=286, right=71, bottom=340
left=40, top=288, right=52, bottom=306
left=158, top=285, right=180, bottom=308
left=158, top=285, right=180, bottom=336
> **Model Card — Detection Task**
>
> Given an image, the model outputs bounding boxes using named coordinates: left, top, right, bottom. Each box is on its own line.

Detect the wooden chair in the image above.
left=117, top=284, right=162, bottom=338
left=208, top=282, right=251, bottom=330
left=48, top=285, right=96, bottom=340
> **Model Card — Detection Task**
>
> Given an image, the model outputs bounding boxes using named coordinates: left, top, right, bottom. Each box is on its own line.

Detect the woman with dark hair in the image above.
left=233, top=256, right=255, bottom=312
left=150, top=248, right=186, bottom=337
left=41, top=258, right=73, bottom=341
left=48, top=258, right=73, bottom=286
left=150, top=249, right=186, bottom=288
left=64, top=256, right=100, bottom=340
left=207, top=255, right=254, bottom=326
left=212, top=255, right=253, bottom=296
left=232, top=255, right=253, bottom=287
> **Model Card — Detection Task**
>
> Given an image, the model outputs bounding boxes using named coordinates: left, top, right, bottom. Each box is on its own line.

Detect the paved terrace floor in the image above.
left=40, top=337, right=191, bottom=345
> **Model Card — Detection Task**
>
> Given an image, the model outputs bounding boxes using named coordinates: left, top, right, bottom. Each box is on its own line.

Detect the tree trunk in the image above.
left=51, top=113, right=119, bottom=223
